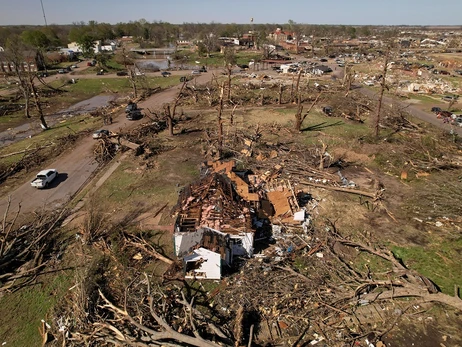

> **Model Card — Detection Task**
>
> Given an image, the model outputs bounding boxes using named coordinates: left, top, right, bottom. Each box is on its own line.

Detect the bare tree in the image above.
left=217, top=83, right=225, bottom=155
left=5, top=36, right=48, bottom=129
left=343, top=62, right=355, bottom=97
left=202, top=32, right=219, bottom=58
left=288, top=20, right=302, bottom=54
left=295, top=92, right=322, bottom=131
left=374, top=51, right=390, bottom=137
left=223, top=47, right=237, bottom=102
left=121, top=47, right=138, bottom=98
left=278, top=83, right=284, bottom=105
left=292, top=70, right=303, bottom=103
left=164, top=79, right=188, bottom=136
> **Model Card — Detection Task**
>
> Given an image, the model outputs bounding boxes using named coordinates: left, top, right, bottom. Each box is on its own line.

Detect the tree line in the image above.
left=0, top=20, right=384, bottom=52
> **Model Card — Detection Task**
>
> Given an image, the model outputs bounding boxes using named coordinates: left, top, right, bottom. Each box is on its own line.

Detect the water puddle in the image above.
left=0, top=95, right=116, bottom=147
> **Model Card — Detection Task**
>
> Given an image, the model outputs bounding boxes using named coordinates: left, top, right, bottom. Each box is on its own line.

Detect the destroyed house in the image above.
left=173, top=170, right=258, bottom=279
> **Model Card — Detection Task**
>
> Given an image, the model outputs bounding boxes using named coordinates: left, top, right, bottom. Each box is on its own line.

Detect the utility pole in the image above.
left=40, top=0, right=48, bottom=27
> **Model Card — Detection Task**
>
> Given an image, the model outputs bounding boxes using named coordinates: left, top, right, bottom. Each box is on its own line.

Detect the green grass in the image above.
left=105, top=58, right=125, bottom=71
left=353, top=251, right=393, bottom=277
left=0, top=271, right=73, bottom=347
left=179, top=50, right=264, bottom=69
left=0, top=114, right=99, bottom=167
left=63, top=78, right=133, bottom=95
left=94, top=161, right=141, bottom=204
left=392, top=238, right=462, bottom=295
left=406, top=94, right=442, bottom=106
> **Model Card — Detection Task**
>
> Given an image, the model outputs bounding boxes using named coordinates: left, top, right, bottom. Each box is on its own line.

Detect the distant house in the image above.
left=0, top=51, right=39, bottom=74
left=119, top=36, right=134, bottom=44
left=58, top=49, right=76, bottom=60
left=101, top=42, right=116, bottom=52
left=67, top=40, right=103, bottom=54
left=268, top=28, right=294, bottom=44
left=176, top=40, right=192, bottom=47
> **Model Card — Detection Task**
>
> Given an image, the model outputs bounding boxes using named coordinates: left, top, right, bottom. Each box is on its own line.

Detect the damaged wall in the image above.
left=183, top=248, right=221, bottom=280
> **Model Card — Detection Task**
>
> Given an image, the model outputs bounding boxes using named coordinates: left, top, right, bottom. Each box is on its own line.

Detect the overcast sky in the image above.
left=2, top=0, right=462, bottom=26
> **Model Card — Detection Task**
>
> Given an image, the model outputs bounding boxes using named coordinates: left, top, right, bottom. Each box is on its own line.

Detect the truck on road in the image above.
left=31, top=169, right=58, bottom=189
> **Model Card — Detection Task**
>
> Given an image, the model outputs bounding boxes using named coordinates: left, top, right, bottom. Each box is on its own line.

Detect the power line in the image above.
left=40, top=0, right=48, bottom=27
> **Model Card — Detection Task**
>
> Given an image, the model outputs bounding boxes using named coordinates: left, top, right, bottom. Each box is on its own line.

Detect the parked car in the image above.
left=31, top=169, right=58, bottom=189
left=431, top=107, right=442, bottom=114
left=116, top=71, right=128, bottom=76
left=37, top=72, right=48, bottom=77
left=125, top=102, right=137, bottom=113
left=453, top=116, right=462, bottom=127
left=191, top=70, right=201, bottom=75
left=92, top=129, right=111, bottom=139
left=364, top=80, right=374, bottom=86
left=442, top=95, right=459, bottom=102
left=126, top=110, right=143, bottom=121
left=161, top=71, right=171, bottom=77
left=96, top=70, right=104, bottom=76
left=57, top=69, right=66, bottom=74
left=322, top=106, right=333, bottom=116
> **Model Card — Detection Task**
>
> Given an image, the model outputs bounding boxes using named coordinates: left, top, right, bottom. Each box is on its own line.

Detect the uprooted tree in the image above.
left=0, top=198, right=68, bottom=293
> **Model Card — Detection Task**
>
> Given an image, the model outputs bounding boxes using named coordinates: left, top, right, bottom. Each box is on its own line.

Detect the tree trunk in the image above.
left=294, top=96, right=304, bottom=131
left=293, top=70, right=302, bottom=103
left=290, top=75, right=295, bottom=103
left=21, top=86, right=31, bottom=118
left=217, top=83, right=224, bottom=154
left=227, top=66, right=232, bottom=102
left=295, top=92, right=322, bottom=131
left=375, top=53, right=389, bottom=137
left=278, top=83, right=283, bottom=105
left=29, top=76, right=48, bottom=129
left=165, top=105, right=174, bottom=136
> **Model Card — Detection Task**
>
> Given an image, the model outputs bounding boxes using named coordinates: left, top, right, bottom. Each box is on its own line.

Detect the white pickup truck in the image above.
left=31, top=169, right=58, bottom=189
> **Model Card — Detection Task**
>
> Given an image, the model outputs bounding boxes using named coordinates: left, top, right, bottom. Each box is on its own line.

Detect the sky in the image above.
left=1, top=0, right=462, bottom=26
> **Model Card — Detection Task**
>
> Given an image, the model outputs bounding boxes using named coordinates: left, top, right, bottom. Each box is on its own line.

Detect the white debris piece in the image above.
left=293, top=209, right=305, bottom=221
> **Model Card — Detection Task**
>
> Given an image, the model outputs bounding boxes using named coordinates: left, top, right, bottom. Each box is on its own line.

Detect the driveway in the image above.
left=0, top=71, right=212, bottom=221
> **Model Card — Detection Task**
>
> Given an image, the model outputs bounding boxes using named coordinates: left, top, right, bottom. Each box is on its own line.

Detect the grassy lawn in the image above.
left=0, top=271, right=73, bottom=347
left=392, top=237, right=462, bottom=295
left=175, top=50, right=264, bottom=69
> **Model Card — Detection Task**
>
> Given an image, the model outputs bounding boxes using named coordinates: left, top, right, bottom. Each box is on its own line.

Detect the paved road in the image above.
left=0, top=72, right=212, bottom=221
left=359, top=87, right=462, bottom=137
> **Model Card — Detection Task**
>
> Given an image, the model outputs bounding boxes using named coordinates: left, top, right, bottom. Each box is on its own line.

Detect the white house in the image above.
left=101, top=42, right=116, bottom=52
left=67, top=40, right=103, bottom=54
